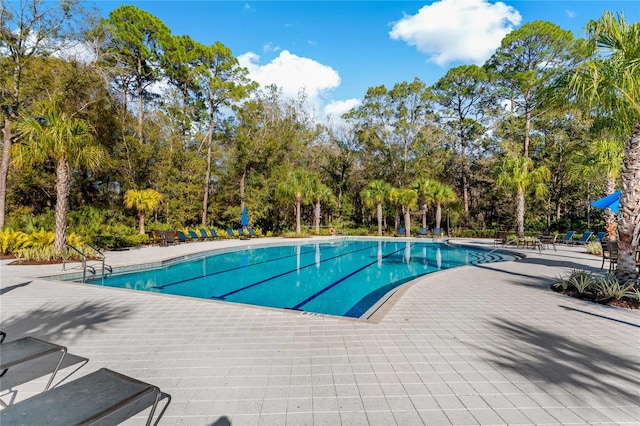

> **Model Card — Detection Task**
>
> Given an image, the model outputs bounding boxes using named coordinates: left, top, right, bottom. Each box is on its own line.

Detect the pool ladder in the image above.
left=63, top=243, right=112, bottom=283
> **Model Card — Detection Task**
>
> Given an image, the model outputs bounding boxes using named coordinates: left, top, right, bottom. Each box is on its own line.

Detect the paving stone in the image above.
left=1, top=238, right=636, bottom=425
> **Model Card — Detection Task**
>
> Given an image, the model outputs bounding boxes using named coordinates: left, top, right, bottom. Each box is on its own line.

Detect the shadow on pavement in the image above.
left=477, top=317, right=640, bottom=406
left=1, top=301, right=133, bottom=344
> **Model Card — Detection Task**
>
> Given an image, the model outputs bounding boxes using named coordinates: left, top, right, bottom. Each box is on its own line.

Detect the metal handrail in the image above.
left=64, top=244, right=87, bottom=282
left=82, top=243, right=112, bottom=277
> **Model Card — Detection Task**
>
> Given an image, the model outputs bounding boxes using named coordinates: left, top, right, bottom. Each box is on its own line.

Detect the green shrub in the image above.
left=15, top=246, right=55, bottom=261
left=340, top=227, right=370, bottom=236
left=553, top=269, right=595, bottom=294
left=596, top=275, right=636, bottom=301
left=586, top=241, right=602, bottom=256
left=568, top=270, right=595, bottom=293
left=0, top=228, right=30, bottom=255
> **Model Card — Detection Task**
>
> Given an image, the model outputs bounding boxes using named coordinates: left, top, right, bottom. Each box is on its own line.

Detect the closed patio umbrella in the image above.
left=591, top=190, right=620, bottom=214
left=241, top=207, right=249, bottom=227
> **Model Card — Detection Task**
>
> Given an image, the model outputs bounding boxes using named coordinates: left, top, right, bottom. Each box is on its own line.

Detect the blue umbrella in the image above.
left=240, top=207, right=249, bottom=227
left=591, top=190, right=620, bottom=214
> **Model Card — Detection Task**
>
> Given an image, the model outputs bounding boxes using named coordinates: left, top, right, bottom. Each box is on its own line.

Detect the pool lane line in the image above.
left=152, top=244, right=334, bottom=290
left=211, top=243, right=380, bottom=300
left=289, top=245, right=407, bottom=311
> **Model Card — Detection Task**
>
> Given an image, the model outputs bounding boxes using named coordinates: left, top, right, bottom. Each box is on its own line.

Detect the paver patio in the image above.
left=1, top=237, right=638, bottom=425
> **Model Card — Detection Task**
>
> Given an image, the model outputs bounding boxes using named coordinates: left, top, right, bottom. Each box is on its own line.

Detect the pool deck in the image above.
left=1, top=237, right=638, bottom=425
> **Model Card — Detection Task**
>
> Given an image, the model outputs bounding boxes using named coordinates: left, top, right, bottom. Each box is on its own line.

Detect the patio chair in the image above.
left=226, top=228, right=237, bottom=238
left=199, top=228, right=213, bottom=240
left=557, top=230, right=576, bottom=244
left=177, top=231, right=188, bottom=243
left=247, top=226, right=257, bottom=237
left=570, top=231, right=593, bottom=245
left=593, top=231, right=606, bottom=242
left=416, top=227, right=428, bottom=237
left=0, top=368, right=164, bottom=426
left=163, top=231, right=177, bottom=245
left=209, top=228, right=221, bottom=239
left=188, top=230, right=201, bottom=241
left=432, top=228, right=442, bottom=238
left=0, top=335, right=67, bottom=392
left=605, top=240, right=618, bottom=272
left=397, top=227, right=406, bottom=237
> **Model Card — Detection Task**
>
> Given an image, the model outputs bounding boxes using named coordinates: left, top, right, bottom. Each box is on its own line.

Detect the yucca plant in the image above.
left=567, top=269, right=596, bottom=294
left=596, top=274, right=636, bottom=301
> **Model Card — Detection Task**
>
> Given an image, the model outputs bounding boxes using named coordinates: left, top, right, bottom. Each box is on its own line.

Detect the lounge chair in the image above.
left=0, top=368, right=163, bottom=426
left=226, top=228, right=237, bottom=238
left=557, top=230, right=576, bottom=244
left=570, top=231, right=593, bottom=245
left=416, top=227, right=428, bottom=237
left=593, top=231, right=606, bottom=242
left=164, top=231, right=177, bottom=245
left=188, top=230, right=201, bottom=241
left=397, top=227, right=406, bottom=237
left=432, top=228, right=442, bottom=238
left=199, top=228, right=213, bottom=240
left=209, top=228, right=220, bottom=239
left=247, top=227, right=257, bottom=237
left=177, top=231, right=188, bottom=243
left=0, top=335, right=67, bottom=392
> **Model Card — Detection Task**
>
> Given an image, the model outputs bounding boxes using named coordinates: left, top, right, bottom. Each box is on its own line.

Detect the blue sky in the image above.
left=91, top=0, right=639, bottom=121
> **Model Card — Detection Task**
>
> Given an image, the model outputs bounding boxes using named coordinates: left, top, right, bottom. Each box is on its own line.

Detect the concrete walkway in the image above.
left=1, top=237, right=638, bottom=425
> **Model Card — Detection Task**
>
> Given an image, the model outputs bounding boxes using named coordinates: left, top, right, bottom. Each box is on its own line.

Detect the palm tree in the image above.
left=431, top=182, right=457, bottom=231
left=413, top=178, right=436, bottom=229
left=395, top=188, right=418, bottom=237
left=276, top=168, right=313, bottom=234
left=496, top=155, right=550, bottom=238
left=309, top=179, right=334, bottom=233
left=124, top=189, right=163, bottom=234
left=570, top=11, right=640, bottom=282
left=361, top=180, right=391, bottom=236
left=569, top=137, right=623, bottom=240
left=14, top=101, right=107, bottom=255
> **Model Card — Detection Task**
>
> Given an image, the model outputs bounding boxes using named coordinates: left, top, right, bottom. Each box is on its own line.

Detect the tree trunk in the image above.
left=524, top=90, right=531, bottom=158
left=603, top=176, right=617, bottom=240
left=137, top=59, right=144, bottom=145
left=422, top=204, right=427, bottom=229
left=54, top=158, right=70, bottom=255
left=403, top=206, right=411, bottom=237
left=295, top=198, right=301, bottom=234
left=314, top=200, right=321, bottom=233
left=201, top=118, right=215, bottom=227
left=516, top=187, right=525, bottom=238
left=138, top=212, right=146, bottom=235
left=239, top=168, right=246, bottom=211
left=615, top=121, right=640, bottom=282
left=0, top=117, right=13, bottom=228
left=377, top=202, right=383, bottom=236
left=435, top=203, right=442, bottom=229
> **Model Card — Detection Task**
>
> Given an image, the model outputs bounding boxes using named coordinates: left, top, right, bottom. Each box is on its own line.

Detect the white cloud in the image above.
left=389, top=0, right=521, bottom=66
left=566, top=10, right=576, bottom=18
left=324, top=98, right=361, bottom=118
left=238, top=49, right=341, bottom=104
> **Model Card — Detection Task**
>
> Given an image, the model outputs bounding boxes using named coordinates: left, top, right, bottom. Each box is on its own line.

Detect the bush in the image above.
left=0, top=228, right=30, bottom=255
left=553, top=269, right=595, bottom=294
left=15, top=246, right=56, bottom=261
left=586, top=241, right=602, bottom=256
left=89, top=234, right=148, bottom=250
left=596, top=274, right=636, bottom=301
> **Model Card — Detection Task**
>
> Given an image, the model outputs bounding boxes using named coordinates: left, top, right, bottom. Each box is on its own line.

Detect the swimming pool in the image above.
left=82, top=239, right=515, bottom=318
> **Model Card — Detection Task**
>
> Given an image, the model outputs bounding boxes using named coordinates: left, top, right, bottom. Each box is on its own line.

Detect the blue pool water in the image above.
left=84, top=239, right=515, bottom=318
